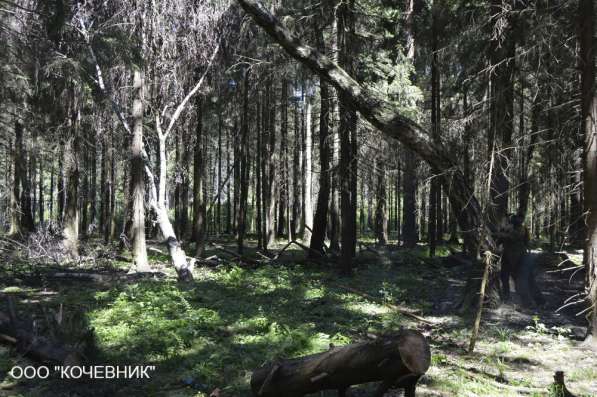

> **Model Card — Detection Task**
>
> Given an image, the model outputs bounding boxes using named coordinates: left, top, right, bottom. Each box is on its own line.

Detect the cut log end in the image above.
left=398, top=329, right=431, bottom=375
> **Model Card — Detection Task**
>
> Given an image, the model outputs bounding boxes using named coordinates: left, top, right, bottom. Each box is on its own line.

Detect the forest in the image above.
left=0, top=0, right=596, bottom=396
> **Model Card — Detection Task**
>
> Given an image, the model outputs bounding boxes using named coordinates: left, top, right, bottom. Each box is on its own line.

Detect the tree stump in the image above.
left=251, top=329, right=431, bottom=397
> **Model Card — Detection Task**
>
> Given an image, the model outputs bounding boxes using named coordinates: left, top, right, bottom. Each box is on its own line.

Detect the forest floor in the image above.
left=0, top=237, right=596, bottom=397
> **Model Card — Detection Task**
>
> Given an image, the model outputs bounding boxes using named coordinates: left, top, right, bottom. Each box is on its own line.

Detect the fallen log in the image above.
left=47, top=271, right=167, bottom=284
left=250, top=329, right=430, bottom=397
left=208, top=243, right=260, bottom=265
left=0, top=311, right=82, bottom=365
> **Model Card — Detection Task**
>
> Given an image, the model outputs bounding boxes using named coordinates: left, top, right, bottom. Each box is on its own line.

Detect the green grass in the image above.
left=1, top=241, right=595, bottom=397
left=0, top=253, right=444, bottom=396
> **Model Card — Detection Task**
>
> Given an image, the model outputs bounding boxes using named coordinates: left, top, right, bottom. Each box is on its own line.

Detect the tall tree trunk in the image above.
left=101, top=128, right=112, bottom=243
left=109, top=130, right=117, bottom=241
left=233, top=117, right=240, bottom=236
left=462, top=90, right=476, bottom=255
left=309, top=16, right=330, bottom=256
left=153, top=128, right=193, bottom=282
left=181, top=122, right=191, bottom=238
left=20, top=127, right=34, bottom=233
left=428, top=4, right=441, bottom=257
left=579, top=0, right=597, bottom=344
left=120, top=156, right=131, bottom=249
left=174, top=131, right=182, bottom=236
left=488, top=0, right=515, bottom=226
left=303, top=89, right=314, bottom=243
left=9, top=120, right=23, bottom=236
left=217, top=102, right=223, bottom=235
left=402, top=151, right=418, bottom=247
left=278, top=79, right=289, bottom=238
left=226, top=125, right=232, bottom=235
left=38, top=150, right=44, bottom=226
left=58, top=146, right=65, bottom=224
left=291, top=99, right=300, bottom=240
left=328, top=14, right=341, bottom=253
left=62, top=102, right=80, bottom=259
left=193, top=96, right=207, bottom=257
left=130, top=67, right=149, bottom=272
left=396, top=158, right=401, bottom=242
left=49, top=152, right=54, bottom=222
left=260, top=90, right=269, bottom=246
left=265, top=78, right=278, bottom=249
left=256, top=93, right=263, bottom=249
left=89, top=131, right=97, bottom=230
left=428, top=1, right=444, bottom=257
left=518, top=93, right=538, bottom=219
left=80, top=144, right=89, bottom=239
left=338, top=0, right=358, bottom=273
left=375, top=157, right=388, bottom=245
left=310, top=75, right=331, bottom=256
left=402, top=0, right=418, bottom=248
left=237, top=70, right=251, bottom=254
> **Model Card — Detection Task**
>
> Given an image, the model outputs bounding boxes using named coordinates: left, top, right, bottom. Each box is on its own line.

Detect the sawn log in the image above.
left=251, top=329, right=431, bottom=397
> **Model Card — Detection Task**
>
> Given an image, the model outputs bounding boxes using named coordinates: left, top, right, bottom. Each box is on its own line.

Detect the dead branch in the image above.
left=335, top=284, right=435, bottom=325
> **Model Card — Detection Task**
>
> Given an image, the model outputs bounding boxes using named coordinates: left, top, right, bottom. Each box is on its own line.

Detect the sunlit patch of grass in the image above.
left=90, top=281, right=223, bottom=362
left=492, top=341, right=513, bottom=355
left=78, top=259, right=432, bottom=394
left=493, top=327, right=513, bottom=342
left=424, top=367, right=506, bottom=396
left=1, top=286, right=26, bottom=294
left=431, top=353, right=449, bottom=366
left=568, top=366, right=597, bottom=382
left=344, top=301, right=389, bottom=316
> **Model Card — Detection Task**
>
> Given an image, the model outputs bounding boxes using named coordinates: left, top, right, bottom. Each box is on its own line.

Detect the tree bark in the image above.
left=62, top=107, right=80, bottom=259
left=89, top=130, right=97, bottom=230
left=193, top=95, right=207, bottom=257
left=217, top=104, right=223, bottom=235
left=109, top=130, right=117, bottom=241
left=256, top=93, right=264, bottom=249
left=309, top=73, right=331, bottom=256
left=267, top=80, right=278, bottom=248
left=487, top=0, right=516, bottom=226
left=151, top=129, right=194, bottom=282
left=518, top=93, right=538, bottom=219
left=337, top=0, right=358, bottom=273
left=181, top=128, right=191, bottom=238
left=402, top=0, right=418, bottom=248
left=20, top=126, right=34, bottom=233
left=303, top=93, right=313, bottom=243
left=9, top=120, right=23, bottom=236
left=579, top=0, right=597, bottom=344
left=38, top=148, right=44, bottom=226
left=80, top=143, right=89, bottom=239
left=428, top=5, right=441, bottom=256
left=57, top=147, right=65, bottom=224
left=375, top=158, right=388, bottom=246
left=237, top=70, right=251, bottom=254
left=278, top=79, right=289, bottom=238
left=291, top=98, right=300, bottom=240
left=130, top=67, right=149, bottom=272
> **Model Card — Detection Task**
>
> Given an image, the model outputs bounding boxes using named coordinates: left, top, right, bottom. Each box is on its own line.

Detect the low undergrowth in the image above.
left=0, top=240, right=595, bottom=396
